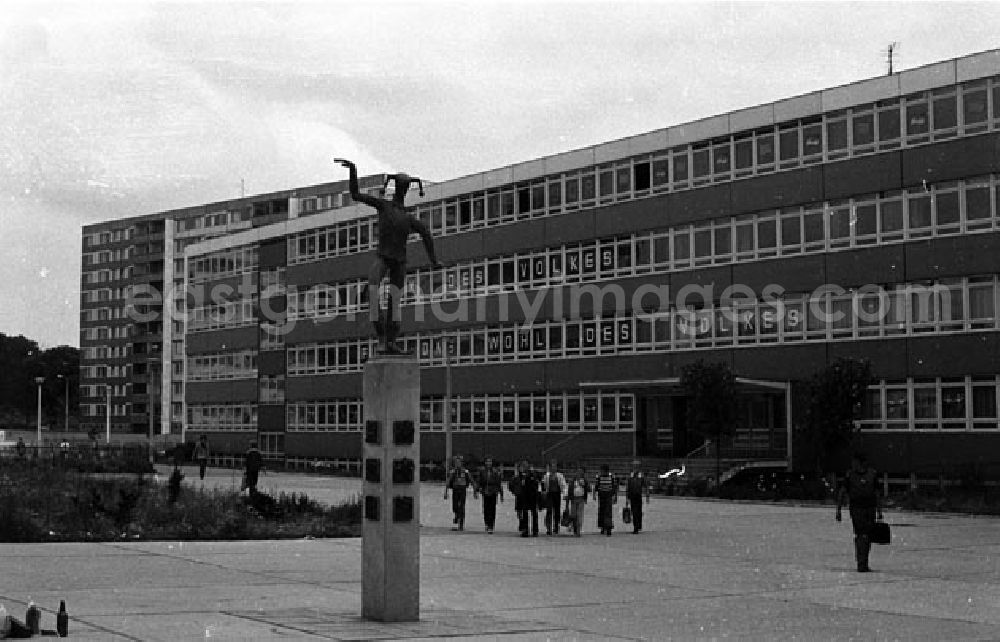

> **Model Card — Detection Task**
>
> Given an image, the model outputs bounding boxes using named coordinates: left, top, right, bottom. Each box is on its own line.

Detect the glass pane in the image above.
left=652, top=159, right=669, bottom=187
left=913, top=388, right=937, bottom=419
left=802, top=124, right=822, bottom=156
left=714, top=226, right=732, bottom=256
left=827, top=119, right=848, bottom=151
left=803, top=210, right=824, bottom=243
left=880, top=199, right=903, bottom=233
left=969, top=285, right=995, bottom=320
left=779, top=128, right=799, bottom=161
left=886, top=389, right=908, bottom=419
left=757, top=218, right=777, bottom=249
left=673, top=153, right=688, bottom=181
left=756, top=134, right=774, bottom=165
left=736, top=223, right=754, bottom=253
left=781, top=214, right=801, bottom=246
left=735, top=139, right=753, bottom=169
left=855, top=204, right=877, bottom=237
left=829, top=207, right=851, bottom=240
left=933, top=95, right=957, bottom=131
left=908, top=194, right=932, bottom=230
left=906, top=102, right=929, bottom=136
left=966, top=184, right=990, bottom=220
left=853, top=113, right=875, bottom=146
left=936, top=191, right=960, bottom=226
left=963, top=89, right=988, bottom=126
left=693, top=148, right=710, bottom=178
left=878, top=106, right=900, bottom=141
left=941, top=387, right=965, bottom=419
left=972, top=386, right=997, bottom=418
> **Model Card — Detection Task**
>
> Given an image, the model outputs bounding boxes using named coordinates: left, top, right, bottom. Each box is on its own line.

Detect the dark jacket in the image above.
left=510, top=471, right=539, bottom=511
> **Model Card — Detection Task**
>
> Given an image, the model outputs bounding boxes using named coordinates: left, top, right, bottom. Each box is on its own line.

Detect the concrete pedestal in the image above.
left=362, top=354, right=420, bottom=622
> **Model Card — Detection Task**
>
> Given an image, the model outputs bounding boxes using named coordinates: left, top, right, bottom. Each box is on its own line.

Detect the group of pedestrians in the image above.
left=445, top=456, right=651, bottom=537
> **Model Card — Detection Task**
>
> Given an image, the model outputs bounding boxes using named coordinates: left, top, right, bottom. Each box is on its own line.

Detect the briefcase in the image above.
left=871, top=521, right=891, bottom=545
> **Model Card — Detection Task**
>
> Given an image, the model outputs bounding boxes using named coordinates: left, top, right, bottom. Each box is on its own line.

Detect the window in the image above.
left=778, top=123, right=799, bottom=168
left=935, top=184, right=961, bottom=232
left=692, top=144, right=710, bottom=185
left=851, top=108, right=875, bottom=152
left=962, top=82, right=989, bottom=133
left=734, top=134, right=754, bottom=176
left=904, top=93, right=930, bottom=144
left=877, top=99, right=901, bottom=149
left=907, top=190, right=932, bottom=237
left=801, top=119, right=823, bottom=162
left=964, top=178, right=992, bottom=230
left=879, top=193, right=904, bottom=240
left=826, top=111, right=848, bottom=160
left=932, top=88, right=957, bottom=139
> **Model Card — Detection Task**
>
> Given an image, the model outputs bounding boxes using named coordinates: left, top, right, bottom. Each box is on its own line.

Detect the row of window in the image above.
left=84, top=227, right=132, bottom=249
left=187, top=350, right=258, bottom=381
left=285, top=274, right=1000, bottom=374
left=82, top=287, right=128, bottom=304
left=188, top=299, right=257, bottom=332
left=187, top=245, right=259, bottom=283
left=286, top=391, right=634, bottom=432
left=80, top=325, right=130, bottom=342
left=286, top=79, right=1000, bottom=265
left=286, top=174, right=1000, bottom=321
left=83, top=266, right=133, bottom=284
left=80, top=403, right=129, bottom=418
left=81, top=306, right=129, bottom=323
left=174, top=208, right=253, bottom=233
left=187, top=403, right=258, bottom=431
left=81, top=345, right=129, bottom=361
left=83, top=245, right=132, bottom=267
left=859, top=376, right=1000, bottom=431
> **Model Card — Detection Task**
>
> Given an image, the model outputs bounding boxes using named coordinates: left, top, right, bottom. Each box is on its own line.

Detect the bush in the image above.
left=0, top=459, right=361, bottom=542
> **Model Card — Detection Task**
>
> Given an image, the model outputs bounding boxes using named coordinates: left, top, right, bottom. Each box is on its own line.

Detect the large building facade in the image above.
left=88, top=49, right=1000, bottom=476
left=79, top=176, right=385, bottom=439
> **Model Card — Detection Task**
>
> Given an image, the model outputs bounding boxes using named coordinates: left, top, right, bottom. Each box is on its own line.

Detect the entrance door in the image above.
left=637, top=396, right=671, bottom=456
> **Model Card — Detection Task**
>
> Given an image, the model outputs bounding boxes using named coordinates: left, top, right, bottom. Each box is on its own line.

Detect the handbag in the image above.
left=560, top=508, right=572, bottom=528
left=871, top=520, right=891, bottom=545
left=622, top=505, right=632, bottom=524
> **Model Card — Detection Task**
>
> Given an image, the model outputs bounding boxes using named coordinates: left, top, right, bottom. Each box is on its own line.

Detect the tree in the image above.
left=680, top=360, right=737, bottom=493
left=0, top=332, right=79, bottom=429
left=803, top=357, right=874, bottom=472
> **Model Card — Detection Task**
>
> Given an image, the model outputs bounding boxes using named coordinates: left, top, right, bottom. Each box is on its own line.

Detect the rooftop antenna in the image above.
left=240, top=178, right=246, bottom=198
left=886, top=42, right=899, bottom=76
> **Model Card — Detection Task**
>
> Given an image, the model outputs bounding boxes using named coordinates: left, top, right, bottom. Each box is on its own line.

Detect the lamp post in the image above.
left=34, top=376, right=45, bottom=446
left=57, top=374, right=69, bottom=432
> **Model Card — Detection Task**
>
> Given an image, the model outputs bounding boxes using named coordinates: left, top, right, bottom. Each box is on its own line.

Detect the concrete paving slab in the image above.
left=2, top=467, right=1000, bottom=640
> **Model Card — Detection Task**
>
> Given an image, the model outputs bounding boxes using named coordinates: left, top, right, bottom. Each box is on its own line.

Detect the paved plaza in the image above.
left=2, top=468, right=999, bottom=640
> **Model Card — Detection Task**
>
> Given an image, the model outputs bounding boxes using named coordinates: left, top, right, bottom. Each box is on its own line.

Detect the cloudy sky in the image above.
left=1, top=1, right=999, bottom=348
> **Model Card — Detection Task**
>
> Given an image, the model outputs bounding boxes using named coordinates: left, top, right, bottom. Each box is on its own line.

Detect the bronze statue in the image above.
left=335, top=158, right=441, bottom=354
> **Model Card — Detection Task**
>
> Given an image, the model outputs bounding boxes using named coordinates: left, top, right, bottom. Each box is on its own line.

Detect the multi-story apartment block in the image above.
left=79, top=175, right=386, bottom=439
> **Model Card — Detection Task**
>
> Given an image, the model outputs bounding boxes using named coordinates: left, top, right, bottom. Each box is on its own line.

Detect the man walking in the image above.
left=510, top=460, right=539, bottom=537
left=540, top=460, right=568, bottom=535
left=476, top=457, right=504, bottom=533
left=243, top=441, right=263, bottom=497
left=193, top=435, right=210, bottom=481
left=836, top=452, right=883, bottom=572
left=444, top=455, right=474, bottom=531
left=594, top=464, right=618, bottom=536
left=625, top=459, right=651, bottom=534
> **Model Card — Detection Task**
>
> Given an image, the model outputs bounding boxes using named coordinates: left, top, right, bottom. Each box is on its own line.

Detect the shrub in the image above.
left=0, top=462, right=361, bottom=542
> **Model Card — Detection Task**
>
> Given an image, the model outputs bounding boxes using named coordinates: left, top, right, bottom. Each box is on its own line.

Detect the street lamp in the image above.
left=34, top=376, right=45, bottom=446
left=56, top=374, right=69, bottom=432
